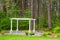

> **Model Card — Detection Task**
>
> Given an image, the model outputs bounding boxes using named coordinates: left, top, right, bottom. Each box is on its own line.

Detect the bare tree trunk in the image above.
left=20, top=0, right=25, bottom=17
left=28, top=0, right=31, bottom=9
left=0, top=0, right=3, bottom=12
left=5, top=0, right=10, bottom=16
left=56, top=0, right=60, bottom=26
left=30, top=0, right=37, bottom=31
left=47, top=0, right=51, bottom=28
left=58, top=0, right=60, bottom=25
left=24, top=0, right=28, bottom=9
left=37, top=0, right=42, bottom=30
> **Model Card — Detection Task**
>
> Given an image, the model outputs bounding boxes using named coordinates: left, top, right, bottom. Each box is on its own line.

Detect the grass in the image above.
left=0, top=35, right=60, bottom=40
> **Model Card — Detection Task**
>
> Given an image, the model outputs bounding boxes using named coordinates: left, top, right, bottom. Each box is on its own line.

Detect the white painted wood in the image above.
left=29, top=20, right=31, bottom=33
left=10, top=18, right=36, bottom=20
left=10, top=19, right=12, bottom=33
left=10, top=18, right=36, bottom=33
left=16, top=20, right=18, bottom=32
left=33, top=20, right=35, bottom=33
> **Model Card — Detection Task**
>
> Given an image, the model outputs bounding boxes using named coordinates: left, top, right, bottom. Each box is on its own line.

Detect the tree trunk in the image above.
left=20, top=0, right=25, bottom=17
left=0, top=0, right=3, bottom=12
left=30, top=0, right=37, bottom=31
left=37, top=0, right=42, bottom=30
left=5, top=0, right=10, bottom=16
left=47, top=0, right=51, bottom=28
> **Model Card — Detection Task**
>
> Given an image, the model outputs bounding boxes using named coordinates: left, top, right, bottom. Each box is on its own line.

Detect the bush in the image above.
left=57, top=33, right=60, bottom=37
left=29, top=32, right=35, bottom=35
left=42, top=32, right=52, bottom=36
left=52, top=26, right=60, bottom=33
left=25, top=31, right=35, bottom=36
left=25, top=32, right=28, bottom=35
left=0, top=26, right=2, bottom=33
left=0, top=12, right=6, bottom=19
left=0, top=17, right=10, bottom=30
left=1, top=31, right=5, bottom=35
left=0, top=29, right=1, bottom=33
left=25, top=31, right=29, bottom=36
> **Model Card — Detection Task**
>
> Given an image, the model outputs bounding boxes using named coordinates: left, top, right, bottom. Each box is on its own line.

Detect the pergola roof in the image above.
left=10, top=18, right=36, bottom=20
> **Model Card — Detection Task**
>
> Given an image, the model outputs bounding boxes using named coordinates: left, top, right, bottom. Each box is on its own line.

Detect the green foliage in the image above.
left=1, top=30, right=5, bottom=35
left=8, top=5, right=20, bottom=17
left=39, top=15, right=45, bottom=28
left=42, top=32, right=52, bottom=36
left=18, top=21, right=29, bottom=30
left=25, top=31, right=29, bottom=35
left=0, top=11, right=30, bottom=30
left=24, top=9, right=31, bottom=18
left=57, top=33, right=60, bottom=37
left=0, top=28, right=1, bottom=33
left=0, top=17, right=10, bottom=30
left=39, top=15, right=48, bottom=29
left=0, top=12, right=6, bottom=18
left=0, top=12, right=10, bottom=30
left=25, top=31, right=35, bottom=36
left=52, top=26, right=60, bottom=33
left=50, top=0, right=55, bottom=3
left=0, top=3, right=30, bottom=30
left=29, top=32, right=35, bottom=35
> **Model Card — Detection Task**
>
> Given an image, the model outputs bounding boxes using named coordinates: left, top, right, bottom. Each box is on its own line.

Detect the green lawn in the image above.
left=0, top=35, right=60, bottom=40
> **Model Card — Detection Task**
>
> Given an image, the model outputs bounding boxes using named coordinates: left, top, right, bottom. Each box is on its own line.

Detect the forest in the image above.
left=0, top=0, right=60, bottom=34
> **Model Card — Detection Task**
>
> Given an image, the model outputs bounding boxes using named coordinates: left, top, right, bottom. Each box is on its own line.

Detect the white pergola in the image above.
left=10, top=18, right=36, bottom=33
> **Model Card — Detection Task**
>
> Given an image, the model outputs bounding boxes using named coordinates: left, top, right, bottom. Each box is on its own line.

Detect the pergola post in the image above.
left=16, top=20, right=19, bottom=32
left=10, top=19, right=12, bottom=33
left=33, top=20, right=35, bottom=33
left=29, top=20, right=31, bottom=33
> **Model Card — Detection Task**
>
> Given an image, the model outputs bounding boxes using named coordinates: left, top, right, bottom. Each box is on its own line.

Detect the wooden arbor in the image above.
left=10, top=18, right=36, bottom=33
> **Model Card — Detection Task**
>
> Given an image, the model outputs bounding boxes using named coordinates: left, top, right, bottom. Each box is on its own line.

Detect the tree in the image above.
left=47, top=0, right=51, bottom=28
left=30, top=0, right=37, bottom=31
left=37, top=0, right=42, bottom=30
left=0, top=0, right=3, bottom=12
left=20, top=0, right=25, bottom=17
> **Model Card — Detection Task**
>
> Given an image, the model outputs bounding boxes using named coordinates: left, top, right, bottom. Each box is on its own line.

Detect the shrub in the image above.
left=52, top=26, right=60, bottom=33
left=0, top=29, right=1, bottom=33
left=0, top=17, right=10, bottom=30
left=42, top=32, right=52, bottom=36
left=29, top=32, right=35, bottom=35
left=0, top=26, right=2, bottom=33
left=25, top=31, right=35, bottom=36
left=1, top=31, right=5, bottom=35
left=57, top=33, right=60, bottom=37
left=25, top=31, right=29, bottom=36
